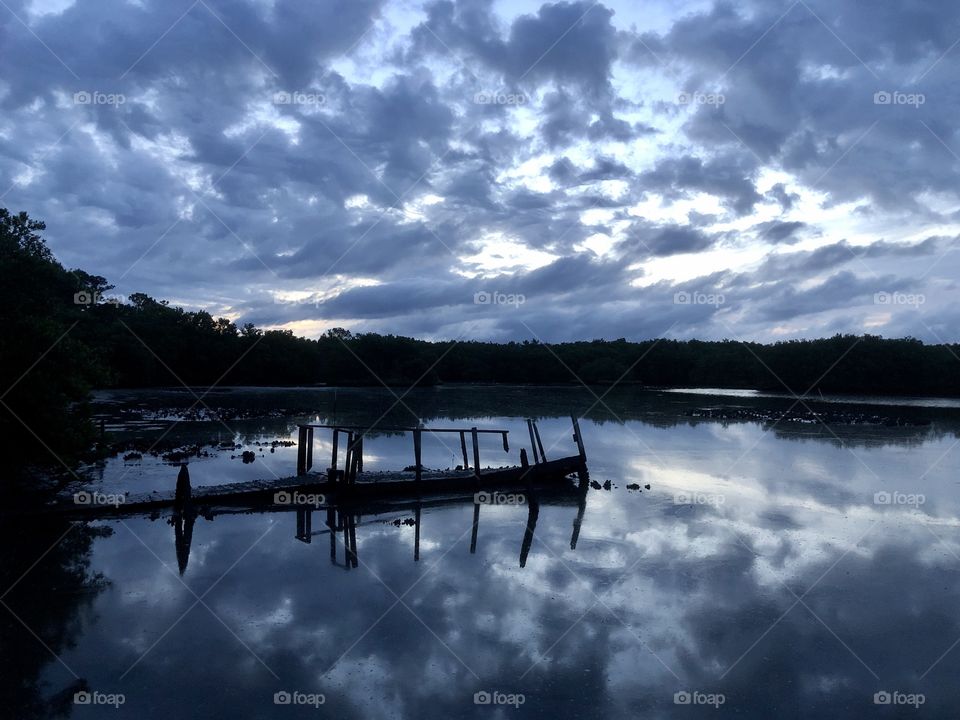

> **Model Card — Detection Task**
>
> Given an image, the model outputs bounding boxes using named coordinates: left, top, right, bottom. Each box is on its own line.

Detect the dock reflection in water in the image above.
left=171, top=477, right=589, bottom=576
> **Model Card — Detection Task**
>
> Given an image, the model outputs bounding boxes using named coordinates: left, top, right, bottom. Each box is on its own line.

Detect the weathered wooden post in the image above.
left=344, top=432, right=354, bottom=483
left=413, top=427, right=422, bottom=483
left=460, top=431, right=469, bottom=471
left=297, top=426, right=308, bottom=475
left=330, top=429, right=339, bottom=472
left=533, top=421, right=546, bottom=462
left=174, top=464, right=191, bottom=515
left=526, top=419, right=540, bottom=464
left=306, top=426, right=314, bottom=472
left=348, top=434, right=361, bottom=484
left=471, top=427, right=480, bottom=480
left=571, top=415, right=587, bottom=461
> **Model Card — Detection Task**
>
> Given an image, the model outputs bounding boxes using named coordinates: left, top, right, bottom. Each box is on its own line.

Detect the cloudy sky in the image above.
left=3, top=0, right=959, bottom=342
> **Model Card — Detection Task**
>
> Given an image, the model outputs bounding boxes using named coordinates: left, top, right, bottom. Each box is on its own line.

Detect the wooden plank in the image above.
left=460, top=431, right=469, bottom=470
left=299, top=424, right=510, bottom=434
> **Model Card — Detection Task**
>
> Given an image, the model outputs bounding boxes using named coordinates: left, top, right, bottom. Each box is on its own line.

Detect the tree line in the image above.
left=3, top=208, right=959, bottom=467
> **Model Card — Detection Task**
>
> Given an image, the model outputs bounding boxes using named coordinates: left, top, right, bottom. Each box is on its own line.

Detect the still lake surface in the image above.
left=8, top=386, right=960, bottom=718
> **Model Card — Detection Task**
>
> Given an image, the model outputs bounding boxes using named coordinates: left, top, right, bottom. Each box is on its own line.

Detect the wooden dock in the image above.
left=47, top=416, right=589, bottom=519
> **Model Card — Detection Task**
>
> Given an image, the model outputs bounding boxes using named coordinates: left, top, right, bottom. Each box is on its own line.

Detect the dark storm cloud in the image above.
left=412, top=0, right=617, bottom=93
left=753, top=220, right=807, bottom=244
left=638, top=155, right=762, bottom=216
left=620, top=223, right=719, bottom=257
left=2, top=0, right=958, bottom=343
left=629, top=0, right=960, bottom=212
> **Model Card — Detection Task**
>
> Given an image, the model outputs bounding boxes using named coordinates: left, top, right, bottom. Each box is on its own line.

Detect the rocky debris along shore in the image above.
left=686, top=407, right=931, bottom=427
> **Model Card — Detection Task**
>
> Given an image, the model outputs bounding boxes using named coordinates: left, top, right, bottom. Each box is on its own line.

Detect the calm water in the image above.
left=6, top=386, right=960, bottom=718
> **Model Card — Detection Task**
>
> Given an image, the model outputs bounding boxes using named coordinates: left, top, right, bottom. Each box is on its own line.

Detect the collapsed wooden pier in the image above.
left=50, top=416, right=589, bottom=517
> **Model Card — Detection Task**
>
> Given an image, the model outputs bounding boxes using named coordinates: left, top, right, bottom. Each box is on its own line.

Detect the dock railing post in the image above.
left=413, top=428, right=422, bottom=483
left=331, top=429, right=339, bottom=471
left=526, top=419, right=540, bottom=464
left=533, top=421, right=546, bottom=462
left=571, top=415, right=587, bottom=462
left=342, top=432, right=353, bottom=484
left=297, top=426, right=308, bottom=475
left=306, top=427, right=314, bottom=472
left=471, top=427, right=481, bottom=480
left=460, top=431, right=469, bottom=471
